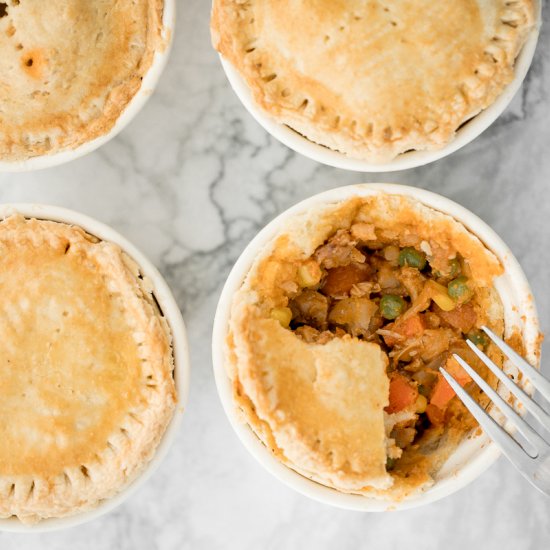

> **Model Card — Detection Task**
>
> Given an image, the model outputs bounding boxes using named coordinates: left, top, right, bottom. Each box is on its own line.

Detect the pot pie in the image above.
left=0, top=214, right=176, bottom=523
left=211, top=0, right=535, bottom=162
left=226, top=193, right=509, bottom=498
left=0, top=0, right=164, bottom=162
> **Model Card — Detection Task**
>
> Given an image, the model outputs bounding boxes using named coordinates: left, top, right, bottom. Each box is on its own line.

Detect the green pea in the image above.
left=398, top=247, right=427, bottom=270
left=386, top=457, right=397, bottom=471
left=432, top=258, right=460, bottom=279
left=467, top=330, right=488, bottom=349
left=449, top=258, right=461, bottom=278
left=448, top=276, right=472, bottom=302
left=379, top=294, right=406, bottom=320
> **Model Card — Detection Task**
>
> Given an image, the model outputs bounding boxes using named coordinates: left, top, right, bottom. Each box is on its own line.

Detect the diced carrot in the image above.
left=425, top=403, right=445, bottom=425
left=429, top=356, right=472, bottom=409
left=321, top=263, right=372, bottom=297
left=445, top=354, right=473, bottom=386
left=429, top=374, right=455, bottom=409
left=435, top=303, right=477, bottom=333
left=396, top=314, right=426, bottom=338
left=382, top=314, right=426, bottom=347
left=385, top=374, right=419, bottom=414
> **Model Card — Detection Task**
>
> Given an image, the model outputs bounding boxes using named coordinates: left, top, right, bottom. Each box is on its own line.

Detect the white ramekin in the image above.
left=219, top=1, right=541, bottom=172
left=0, top=203, right=190, bottom=532
left=212, top=183, right=541, bottom=511
left=0, top=1, right=176, bottom=173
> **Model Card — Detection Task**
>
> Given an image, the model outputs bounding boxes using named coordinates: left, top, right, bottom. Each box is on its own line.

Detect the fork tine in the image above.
left=440, top=367, right=532, bottom=466
left=482, top=326, right=550, bottom=402
left=466, top=339, right=550, bottom=434
left=452, top=354, right=547, bottom=455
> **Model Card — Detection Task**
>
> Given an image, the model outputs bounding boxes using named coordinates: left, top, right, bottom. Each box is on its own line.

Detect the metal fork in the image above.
left=440, top=326, right=550, bottom=496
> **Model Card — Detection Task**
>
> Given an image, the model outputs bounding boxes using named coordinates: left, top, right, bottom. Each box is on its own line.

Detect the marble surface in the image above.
left=1, top=1, right=550, bottom=548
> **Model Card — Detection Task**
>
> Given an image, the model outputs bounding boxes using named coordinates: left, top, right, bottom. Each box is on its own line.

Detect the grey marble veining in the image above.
left=1, top=0, right=550, bottom=548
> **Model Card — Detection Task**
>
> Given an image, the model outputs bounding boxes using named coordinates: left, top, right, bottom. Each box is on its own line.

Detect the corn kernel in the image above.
left=270, top=307, right=292, bottom=328
left=432, top=292, right=456, bottom=312
left=297, top=260, right=322, bottom=288
left=415, top=394, right=428, bottom=414
left=428, top=281, right=456, bottom=311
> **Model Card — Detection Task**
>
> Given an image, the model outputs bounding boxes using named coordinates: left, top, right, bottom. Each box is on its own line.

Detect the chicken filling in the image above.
left=270, top=224, right=490, bottom=471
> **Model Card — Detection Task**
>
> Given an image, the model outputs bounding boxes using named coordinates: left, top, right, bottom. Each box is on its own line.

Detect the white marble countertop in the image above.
left=1, top=1, right=550, bottom=548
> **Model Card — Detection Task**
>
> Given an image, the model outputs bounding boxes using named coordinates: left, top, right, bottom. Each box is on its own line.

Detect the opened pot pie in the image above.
left=211, top=0, right=535, bottom=163
left=0, top=215, right=176, bottom=523
left=0, top=0, right=164, bottom=161
left=226, top=194, right=508, bottom=498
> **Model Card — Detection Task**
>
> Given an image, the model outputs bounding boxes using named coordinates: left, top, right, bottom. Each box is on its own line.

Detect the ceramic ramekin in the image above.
left=0, top=1, right=176, bottom=173
left=219, top=1, right=541, bottom=172
left=212, top=183, right=540, bottom=511
left=0, top=203, right=190, bottom=532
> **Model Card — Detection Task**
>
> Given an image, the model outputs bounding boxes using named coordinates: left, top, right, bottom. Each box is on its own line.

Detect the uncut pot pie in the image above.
left=0, top=0, right=165, bottom=162
left=226, top=194, right=508, bottom=497
left=0, top=215, right=176, bottom=523
left=211, top=0, right=535, bottom=163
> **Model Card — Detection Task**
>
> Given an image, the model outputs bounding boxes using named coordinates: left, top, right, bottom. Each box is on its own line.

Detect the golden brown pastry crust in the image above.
left=231, top=304, right=392, bottom=490
left=212, top=0, right=535, bottom=162
left=0, top=1, right=165, bottom=161
left=0, top=215, right=176, bottom=523
left=226, top=193, right=505, bottom=499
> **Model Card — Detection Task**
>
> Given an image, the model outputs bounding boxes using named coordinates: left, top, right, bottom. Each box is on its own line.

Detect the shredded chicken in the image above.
left=314, top=229, right=365, bottom=268
left=397, top=267, right=426, bottom=302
